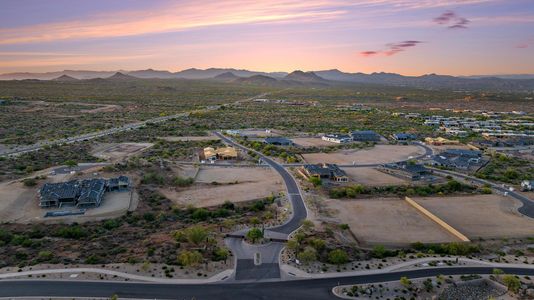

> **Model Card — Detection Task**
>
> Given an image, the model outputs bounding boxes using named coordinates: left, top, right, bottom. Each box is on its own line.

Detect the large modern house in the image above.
left=264, top=136, right=293, bottom=146
left=300, top=163, right=349, bottom=182
left=392, top=133, right=417, bottom=141
left=379, top=162, right=430, bottom=181
left=351, top=130, right=381, bottom=142
left=322, top=134, right=352, bottom=144
left=429, top=149, right=482, bottom=170
left=39, top=176, right=130, bottom=208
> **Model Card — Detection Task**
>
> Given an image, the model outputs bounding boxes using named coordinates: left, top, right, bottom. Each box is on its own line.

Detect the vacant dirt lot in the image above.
left=342, top=167, right=408, bottom=186
left=413, top=194, right=534, bottom=239
left=291, top=137, right=337, bottom=148
left=92, top=142, right=153, bottom=161
left=160, top=166, right=284, bottom=207
left=239, top=129, right=283, bottom=137
left=324, top=198, right=457, bottom=246
left=302, top=145, right=425, bottom=165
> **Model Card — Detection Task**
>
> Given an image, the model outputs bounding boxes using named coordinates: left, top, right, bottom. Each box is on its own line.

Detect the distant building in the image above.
left=300, top=163, right=348, bottom=182
left=203, top=147, right=238, bottom=161
left=429, top=149, right=482, bottom=170
left=380, top=162, right=430, bottom=181
left=521, top=180, right=534, bottom=191
left=39, top=176, right=130, bottom=208
left=392, top=133, right=417, bottom=141
left=322, top=134, right=352, bottom=144
left=264, top=137, right=293, bottom=146
left=351, top=130, right=381, bottom=142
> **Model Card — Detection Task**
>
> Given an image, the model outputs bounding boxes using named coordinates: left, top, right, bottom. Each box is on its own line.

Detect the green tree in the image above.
left=22, top=178, right=37, bottom=187
left=287, top=239, right=299, bottom=252
left=328, top=249, right=349, bottom=265
left=400, top=276, right=412, bottom=288
left=298, top=247, right=317, bottom=265
left=185, top=226, right=209, bottom=246
left=177, top=250, right=203, bottom=267
left=309, top=176, right=322, bottom=187
left=301, top=220, right=314, bottom=232
left=246, top=228, right=263, bottom=243
left=503, top=275, right=521, bottom=293
left=310, top=238, right=326, bottom=251
left=213, top=247, right=230, bottom=263
left=64, top=160, right=77, bottom=168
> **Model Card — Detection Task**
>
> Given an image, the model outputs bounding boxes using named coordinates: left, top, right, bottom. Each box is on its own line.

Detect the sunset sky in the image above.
left=1, top=0, right=533, bottom=75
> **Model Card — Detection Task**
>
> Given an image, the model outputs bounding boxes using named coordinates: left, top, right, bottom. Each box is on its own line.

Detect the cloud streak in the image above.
left=433, top=10, right=470, bottom=29
left=360, top=40, right=423, bottom=57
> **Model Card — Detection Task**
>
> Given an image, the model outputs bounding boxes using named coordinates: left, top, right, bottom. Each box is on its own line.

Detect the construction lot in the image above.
left=302, top=144, right=425, bottom=165
left=413, top=194, right=534, bottom=239
left=159, top=166, right=284, bottom=208
left=324, top=198, right=457, bottom=246
left=291, top=137, right=337, bottom=148
left=341, top=167, right=408, bottom=186
left=91, top=142, right=153, bottom=161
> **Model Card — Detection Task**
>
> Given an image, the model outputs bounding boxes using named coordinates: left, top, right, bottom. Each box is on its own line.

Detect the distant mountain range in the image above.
left=1, top=68, right=534, bottom=92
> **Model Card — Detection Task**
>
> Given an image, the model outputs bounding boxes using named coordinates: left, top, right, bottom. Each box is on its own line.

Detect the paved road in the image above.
left=214, top=132, right=308, bottom=281
left=2, top=266, right=534, bottom=299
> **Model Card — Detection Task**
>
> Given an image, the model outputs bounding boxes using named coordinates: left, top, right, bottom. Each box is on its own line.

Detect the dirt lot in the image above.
left=239, top=129, right=283, bottom=138
left=291, top=137, right=337, bottom=148
left=324, top=198, right=457, bottom=246
left=342, top=167, right=408, bottom=186
left=91, top=142, right=153, bottom=161
left=429, top=143, right=473, bottom=153
left=302, top=145, right=425, bottom=165
left=160, top=166, right=284, bottom=207
left=413, top=194, right=534, bottom=239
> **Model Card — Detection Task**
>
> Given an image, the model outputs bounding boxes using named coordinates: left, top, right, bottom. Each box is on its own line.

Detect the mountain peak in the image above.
left=106, top=72, right=138, bottom=80
left=284, top=70, right=326, bottom=82
left=52, top=74, right=78, bottom=81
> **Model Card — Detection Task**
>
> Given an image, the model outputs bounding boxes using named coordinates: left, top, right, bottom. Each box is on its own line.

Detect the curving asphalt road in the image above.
left=214, top=131, right=308, bottom=281
left=2, top=266, right=534, bottom=299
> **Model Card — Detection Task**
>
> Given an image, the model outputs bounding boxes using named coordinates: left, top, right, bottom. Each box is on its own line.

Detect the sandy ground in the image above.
left=302, top=145, right=425, bottom=165
left=429, top=143, right=473, bottom=153
left=291, top=137, right=338, bottom=148
left=342, top=167, right=408, bottom=186
left=0, top=259, right=233, bottom=281
left=91, top=142, right=153, bottom=161
left=171, top=164, right=199, bottom=179
left=413, top=194, right=534, bottom=239
left=160, top=167, right=284, bottom=208
left=324, top=198, right=457, bottom=246
left=79, top=104, right=121, bottom=114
